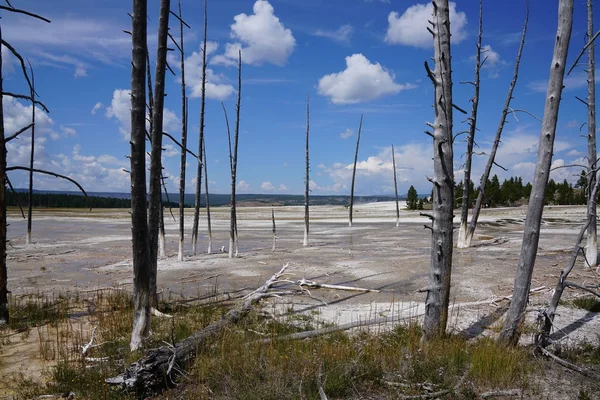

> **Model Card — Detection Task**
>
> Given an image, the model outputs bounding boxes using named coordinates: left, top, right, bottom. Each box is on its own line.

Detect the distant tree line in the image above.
left=5, top=191, right=179, bottom=209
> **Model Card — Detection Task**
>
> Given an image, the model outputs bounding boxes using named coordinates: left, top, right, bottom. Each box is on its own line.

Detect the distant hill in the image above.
left=10, top=188, right=422, bottom=208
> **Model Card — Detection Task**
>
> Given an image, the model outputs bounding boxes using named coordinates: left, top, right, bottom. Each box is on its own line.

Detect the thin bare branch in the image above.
left=568, top=29, right=600, bottom=74
left=0, top=5, right=50, bottom=23
left=163, top=131, right=197, bottom=158
left=5, top=123, right=33, bottom=142
left=5, top=176, right=25, bottom=218
left=169, top=10, right=191, bottom=29
left=1, top=92, right=48, bottom=113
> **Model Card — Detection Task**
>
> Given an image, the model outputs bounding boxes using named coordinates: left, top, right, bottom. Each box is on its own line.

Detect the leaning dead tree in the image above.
left=304, top=94, right=310, bottom=246
left=191, top=0, right=208, bottom=255
left=229, top=50, right=242, bottom=258
left=176, top=0, right=189, bottom=262
left=499, top=0, right=573, bottom=346
left=456, top=0, right=482, bottom=248
left=272, top=208, right=276, bottom=251
left=129, top=0, right=152, bottom=351
left=147, top=0, right=170, bottom=308
left=392, top=144, right=400, bottom=227
left=462, top=5, right=528, bottom=248
left=25, top=64, right=35, bottom=245
left=203, top=135, right=213, bottom=254
left=422, top=0, right=455, bottom=340
left=348, top=114, right=363, bottom=227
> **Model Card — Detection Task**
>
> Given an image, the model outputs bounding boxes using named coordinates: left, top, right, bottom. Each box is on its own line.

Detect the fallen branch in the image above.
left=539, top=347, right=600, bottom=379
left=81, top=325, right=98, bottom=356
left=151, top=307, right=173, bottom=318
left=295, top=278, right=379, bottom=293
left=480, top=389, right=522, bottom=398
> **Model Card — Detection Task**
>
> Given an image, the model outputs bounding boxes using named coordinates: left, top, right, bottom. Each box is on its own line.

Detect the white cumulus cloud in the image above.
left=340, top=128, right=354, bottom=139
left=313, top=24, right=353, bottom=44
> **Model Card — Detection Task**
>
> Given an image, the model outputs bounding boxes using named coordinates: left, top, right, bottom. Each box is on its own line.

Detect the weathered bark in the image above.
left=463, top=6, right=528, bottom=248
left=158, top=202, right=166, bottom=257
left=177, top=0, right=188, bottom=262
left=129, top=0, right=151, bottom=351
left=304, top=94, right=310, bottom=246
left=147, top=0, right=170, bottom=308
left=0, top=27, right=7, bottom=325
left=585, top=0, right=598, bottom=268
left=457, top=0, right=482, bottom=248
left=229, top=51, right=242, bottom=258
left=348, top=114, right=363, bottom=227
left=537, top=168, right=600, bottom=347
left=499, top=0, right=573, bottom=346
left=203, top=135, right=212, bottom=254
left=422, top=0, right=454, bottom=340
left=272, top=208, right=276, bottom=252
left=392, top=144, right=400, bottom=227
left=191, top=0, right=208, bottom=255
left=26, top=66, right=35, bottom=245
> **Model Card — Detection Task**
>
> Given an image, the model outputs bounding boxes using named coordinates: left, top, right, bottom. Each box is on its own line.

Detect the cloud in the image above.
left=313, top=24, right=353, bottom=44
left=318, top=54, right=415, bottom=104
left=91, top=102, right=104, bottom=115
left=176, top=42, right=235, bottom=101
left=527, top=69, right=600, bottom=93
left=481, top=45, right=502, bottom=67
left=36, top=51, right=88, bottom=78
left=340, top=128, right=354, bottom=139
left=212, top=0, right=295, bottom=66
left=278, top=184, right=288, bottom=191
left=385, top=2, right=467, bottom=48
left=237, top=180, right=250, bottom=191
left=261, top=181, right=289, bottom=192
left=60, top=125, right=77, bottom=138
left=567, top=149, right=584, bottom=157
left=3, top=96, right=55, bottom=140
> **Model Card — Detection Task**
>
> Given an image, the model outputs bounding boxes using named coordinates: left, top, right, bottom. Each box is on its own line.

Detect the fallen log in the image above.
left=106, top=263, right=290, bottom=393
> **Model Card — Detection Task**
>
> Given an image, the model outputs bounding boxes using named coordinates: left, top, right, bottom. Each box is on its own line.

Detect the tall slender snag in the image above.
left=457, top=0, right=483, bottom=248
left=585, top=0, right=597, bottom=268
left=203, top=135, right=212, bottom=254
left=129, top=0, right=151, bottom=351
left=348, top=114, right=363, bottom=227
left=26, top=64, right=35, bottom=245
left=0, top=26, right=7, bottom=325
left=422, top=0, right=454, bottom=340
left=499, top=0, right=573, bottom=346
left=177, top=0, right=188, bottom=262
left=147, top=0, right=171, bottom=308
left=463, top=5, right=528, bottom=248
left=272, top=208, right=276, bottom=252
left=304, top=94, right=310, bottom=246
left=392, top=144, right=400, bottom=227
left=191, top=0, right=208, bottom=255
left=229, top=50, right=242, bottom=258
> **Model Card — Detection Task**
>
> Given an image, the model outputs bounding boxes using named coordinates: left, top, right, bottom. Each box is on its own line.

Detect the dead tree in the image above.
left=585, top=0, right=598, bottom=268
left=462, top=5, right=528, bottom=248
left=348, top=114, right=363, bottom=227
left=456, top=0, right=482, bottom=248
left=304, top=94, right=310, bottom=246
left=392, top=144, right=400, bottom=227
left=229, top=50, right=242, bottom=258
left=25, top=64, right=35, bottom=245
left=129, top=0, right=152, bottom=351
left=147, top=0, right=170, bottom=308
left=191, top=0, right=208, bottom=255
left=176, top=0, right=188, bottom=262
left=203, top=135, right=213, bottom=254
left=498, top=0, right=573, bottom=346
left=422, top=0, right=454, bottom=340
left=272, top=208, right=276, bottom=251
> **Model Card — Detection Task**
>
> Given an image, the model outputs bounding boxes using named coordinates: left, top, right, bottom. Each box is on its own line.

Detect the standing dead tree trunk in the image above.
left=25, top=65, right=35, bottom=245
left=191, top=0, right=208, bottom=255
left=585, top=0, right=598, bottom=268
left=176, top=0, right=188, bottom=262
left=0, top=27, right=7, bottom=325
left=348, top=114, right=363, bottom=227
left=304, top=94, right=310, bottom=246
left=422, top=0, right=454, bottom=340
left=203, top=135, right=212, bottom=254
left=229, top=50, right=242, bottom=258
left=147, top=0, right=170, bottom=308
left=272, top=208, right=276, bottom=252
left=129, top=0, right=151, bottom=351
left=456, top=0, right=482, bottom=248
left=498, top=0, right=573, bottom=346
left=463, top=5, right=528, bottom=248
left=392, top=144, right=400, bottom=227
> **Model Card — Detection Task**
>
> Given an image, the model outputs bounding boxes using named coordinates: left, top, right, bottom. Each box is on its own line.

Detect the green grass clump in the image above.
left=571, top=296, right=600, bottom=312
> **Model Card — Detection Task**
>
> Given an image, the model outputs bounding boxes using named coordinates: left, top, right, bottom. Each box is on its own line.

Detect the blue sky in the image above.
left=1, top=0, right=598, bottom=195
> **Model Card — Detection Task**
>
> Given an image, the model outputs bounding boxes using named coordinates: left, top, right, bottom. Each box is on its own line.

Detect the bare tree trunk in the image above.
left=348, top=114, right=363, bottom=227
left=457, top=0, right=482, bottom=249
left=147, top=0, right=170, bottom=308
left=586, top=0, right=597, bottom=268
left=177, top=0, right=188, bottom=262
left=422, top=0, right=454, bottom=340
left=26, top=67, right=35, bottom=245
left=0, top=27, right=7, bottom=325
left=130, top=0, right=151, bottom=351
left=203, top=135, right=212, bottom=254
left=272, top=208, right=276, bottom=252
left=304, top=94, right=309, bottom=246
left=498, top=0, right=573, bottom=346
left=158, top=201, right=165, bottom=257
left=191, top=0, right=208, bottom=256
left=463, top=7, right=528, bottom=248
left=229, top=50, right=242, bottom=258
left=392, top=144, right=400, bottom=227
